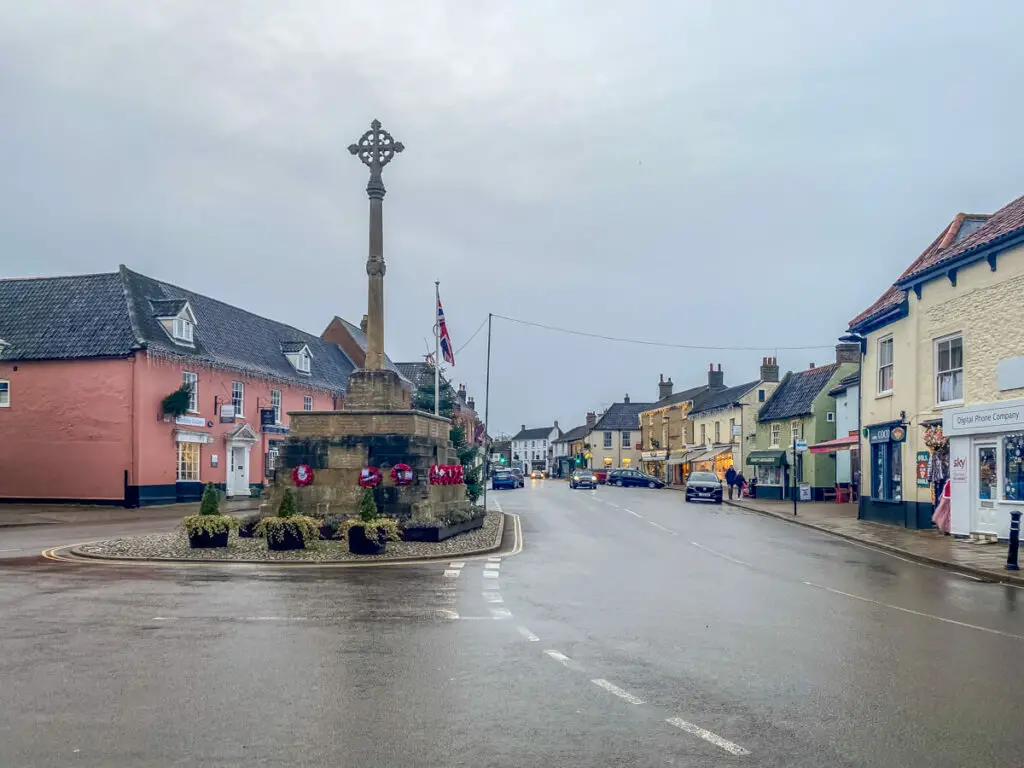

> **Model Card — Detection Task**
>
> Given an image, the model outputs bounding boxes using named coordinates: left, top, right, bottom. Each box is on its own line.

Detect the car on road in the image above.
left=491, top=470, right=517, bottom=490
left=606, top=469, right=665, bottom=488
left=593, top=470, right=608, bottom=484
left=569, top=469, right=597, bottom=489
left=511, top=468, right=525, bottom=487
left=685, top=471, right=723, bottom=504
left=530, top=470, right=544, bottom=480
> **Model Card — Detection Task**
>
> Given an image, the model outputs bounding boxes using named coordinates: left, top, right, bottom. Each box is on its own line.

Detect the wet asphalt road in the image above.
left=1, top=483, right=1023, bottom=767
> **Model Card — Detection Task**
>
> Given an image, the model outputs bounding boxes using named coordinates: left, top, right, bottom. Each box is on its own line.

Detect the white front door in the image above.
left=229, top=446, right=248, bottom=497
left=973, top=441, right=1000, bottom=534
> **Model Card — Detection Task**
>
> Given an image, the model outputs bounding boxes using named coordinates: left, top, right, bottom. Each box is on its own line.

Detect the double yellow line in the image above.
left=41, top=514, right=523, bottom=569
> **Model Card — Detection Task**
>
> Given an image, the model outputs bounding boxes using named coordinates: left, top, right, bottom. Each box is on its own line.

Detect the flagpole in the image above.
left=434, top=280, right=440, bottom=417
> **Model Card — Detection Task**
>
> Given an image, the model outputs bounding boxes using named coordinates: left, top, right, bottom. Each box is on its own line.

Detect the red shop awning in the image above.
left=809, top=435, right=859, bottom=454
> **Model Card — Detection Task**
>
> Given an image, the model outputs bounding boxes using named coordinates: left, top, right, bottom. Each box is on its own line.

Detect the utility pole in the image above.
left=482, top=313, right=492, bottom=515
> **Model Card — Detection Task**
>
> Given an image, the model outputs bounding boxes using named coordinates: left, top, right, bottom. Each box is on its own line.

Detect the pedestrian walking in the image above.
left=725, top=465, right=737, bottom=500
left=734, top=471, right=747, bottom=498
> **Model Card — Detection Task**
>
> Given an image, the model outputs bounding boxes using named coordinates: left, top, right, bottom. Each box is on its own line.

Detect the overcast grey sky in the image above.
left=2, top=1, right=1022, bottom=435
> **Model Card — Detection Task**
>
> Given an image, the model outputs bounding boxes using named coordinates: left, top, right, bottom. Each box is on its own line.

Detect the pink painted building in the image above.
left=0, top=267, right=376, bottom=505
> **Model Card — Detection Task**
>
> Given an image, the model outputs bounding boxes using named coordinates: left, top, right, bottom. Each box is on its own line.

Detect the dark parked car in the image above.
left=491, top=470, right=517, bottom=490
left=606, top=469, right=665, bottom=488
left=685, top=471, right=723, bottom=504
left=569, top=469, right=596, bottom=489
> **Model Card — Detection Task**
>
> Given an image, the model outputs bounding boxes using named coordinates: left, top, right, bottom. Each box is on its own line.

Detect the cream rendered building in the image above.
left=849, top=197, right=1024, bottom=536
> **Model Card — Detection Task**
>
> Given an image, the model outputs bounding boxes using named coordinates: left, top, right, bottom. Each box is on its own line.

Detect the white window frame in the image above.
left=621, top=430, right=631, bottom=448
left=714, top=422, right=721, bottom=443
left=0, top=379, right=9, bottom=408
left=770, top=423, right=780, bottom=448
left=826, top=411, right=835, bottom=423
left=758, top=389, right=766, bottom=402
left=303, top=395, right=313, bottom=411
left=232, top=381, right=244, bottom=419
left=700, top=424, right=707, bottom=445
left=182, top=372, right=198, bottom=413
left=270, top=389, right=282, bottom=424
left=791, top=420, right=802, bottom=444
left=172, top=316, right=194, bottom=344
left=177, top=441, right=200, bottom=482
left=297, top=349, right=311, bottom=374
left=603, top=431, right=613, bottom=449
left=877, top=336, right=894, bottom=396
left=935, top=333, right=964, bottom=407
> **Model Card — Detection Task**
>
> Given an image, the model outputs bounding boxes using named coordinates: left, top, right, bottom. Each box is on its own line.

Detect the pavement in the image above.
left=1, top=481, right=1022, bottom=766
left=724, top=496, right=1023, bottom=586
left=0, top=499, right=261, bottom=527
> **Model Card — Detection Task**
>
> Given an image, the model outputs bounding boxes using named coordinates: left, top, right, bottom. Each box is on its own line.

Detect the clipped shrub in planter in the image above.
left=347, top=489, right=402, bottom=555
left=182, top=483, right=238, bottom=548
left=255, top=489, right=320, bottom=551
left=319, top=514, right=346, bottom=540
left=237, top=512, right=264, bottom=539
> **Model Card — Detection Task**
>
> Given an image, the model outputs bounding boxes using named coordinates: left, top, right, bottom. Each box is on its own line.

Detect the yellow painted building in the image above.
left=639, top=376, right=708, bottom=484
left=850, top=198, right=1024, bottom=535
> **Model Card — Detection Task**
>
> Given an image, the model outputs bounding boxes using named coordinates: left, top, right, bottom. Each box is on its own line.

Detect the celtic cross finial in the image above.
left=348, top=119, right=404, bottom=199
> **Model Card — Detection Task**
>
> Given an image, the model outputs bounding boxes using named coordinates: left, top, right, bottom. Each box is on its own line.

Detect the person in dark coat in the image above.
left=725, top=465, right=738, bottom=499
left=734, top=471, right=747, bottom=498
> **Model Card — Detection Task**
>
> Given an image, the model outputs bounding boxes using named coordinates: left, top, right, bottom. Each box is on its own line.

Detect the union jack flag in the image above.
left=437, top=295, right=455, bottom=366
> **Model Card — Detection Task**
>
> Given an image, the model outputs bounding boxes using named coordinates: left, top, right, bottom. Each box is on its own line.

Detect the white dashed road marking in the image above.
left=483, top=592, right=504, bottom=603
left=591, top=678, right=644, bottom=705
left=489, top=607, right=513, bottom=620
left=544, top=650, right=572, bottom=667
left=665, top=717, right=750, bottom=756
left=483, top=570, right=499, bottom=579
left=487, top=556, right=502, bottom=562
left=443, top=569, right=461, bottom=578
left=449, top=561, right=466, bottom=569
left=803, top=581, right=1024, bottom=640
left=438, top=609, right=460, bottom=620
left=485, top=562, right=501, bottom=570
left=690, top=541, right=750, bottom=567
left=624, top=508, right=642, bottom=517
left=517, top=626, right=540, bottom=642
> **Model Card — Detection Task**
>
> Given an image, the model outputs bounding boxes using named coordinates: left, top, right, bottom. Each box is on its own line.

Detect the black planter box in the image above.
left=402, top=516, right=484, bottom=543
left=348, top=525, right=386, bottom=555
left=267, top=527, right=305, bottom=551
left=188, top=529, right=229, bottom=549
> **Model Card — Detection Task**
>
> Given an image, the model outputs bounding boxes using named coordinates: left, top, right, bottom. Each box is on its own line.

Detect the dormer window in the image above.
left=173, top=316, right=194, bottom=343
left=151, top=299, right=197, bottom=348
left=281, top=342, right=313, bottom=375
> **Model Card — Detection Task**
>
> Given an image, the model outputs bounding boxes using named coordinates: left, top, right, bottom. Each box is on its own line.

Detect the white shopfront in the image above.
left=943, top=399, right=1024, bottom=539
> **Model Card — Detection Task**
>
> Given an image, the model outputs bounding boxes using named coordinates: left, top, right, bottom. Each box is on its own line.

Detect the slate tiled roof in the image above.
left=757, top=364, right=839, bottom=421
left=333, top=316, right=405, bottom=378
left=689, top=380, right=760, bottom=416
left=0, top=266, right=357, bottom=393
left=828, top=371, right=861, bottom=396
left=554, top=424, right=589, bottom=443
left=592, top=401, right=654, bottom=432
left=644, top=383, right=709, bottom=411
left=849, top=213, right=991, bottom=330
left=0, top=272, right=140, bottom=360
left=280, top=341, right=309, bottom=354
left=512, top=425, right=559, bottom=441
left=120, top=267, right=356, bottom=392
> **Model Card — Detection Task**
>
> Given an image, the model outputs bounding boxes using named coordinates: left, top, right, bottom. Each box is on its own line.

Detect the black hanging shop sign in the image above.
left=260, top=408, right=276, bottom=427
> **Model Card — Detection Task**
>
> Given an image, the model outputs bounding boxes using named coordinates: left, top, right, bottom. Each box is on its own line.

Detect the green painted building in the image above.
left=747, top=349, right=859, bottom=500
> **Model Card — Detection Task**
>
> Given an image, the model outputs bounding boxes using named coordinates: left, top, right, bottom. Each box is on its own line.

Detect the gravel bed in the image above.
left=75, top=513, right=503, bottom=563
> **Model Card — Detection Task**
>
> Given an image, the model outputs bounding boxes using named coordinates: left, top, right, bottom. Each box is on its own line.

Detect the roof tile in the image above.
left=757, top=364, right=840, bottom=421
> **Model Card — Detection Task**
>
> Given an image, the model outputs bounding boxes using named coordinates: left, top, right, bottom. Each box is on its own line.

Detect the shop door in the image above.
left=974, top=442, right=1000, bottom=534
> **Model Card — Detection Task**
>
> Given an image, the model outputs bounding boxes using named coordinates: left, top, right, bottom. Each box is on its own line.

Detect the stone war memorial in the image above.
left=272, top=120, right=470, bottom=525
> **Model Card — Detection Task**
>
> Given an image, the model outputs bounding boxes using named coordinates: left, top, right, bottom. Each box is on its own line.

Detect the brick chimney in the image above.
left=809, top=362, right=816, bottom=369
left=458, top=383, right=467, bottom=401
left=467, top=396, right=475, bottom=410
left=586, top=411, right=596, bottom=429
left=623, top=393, right=630, bottom=404
left=708, top=363, right=725, bottom=390
left=835, top=341, right=861, bottom=365
left=658, top=374, right=673, bottom=400
left=521, top=424, right=526, bottom=432
left=760, top=357, right=779, bottom=383
left=553, top=420, right=559, bottom=433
